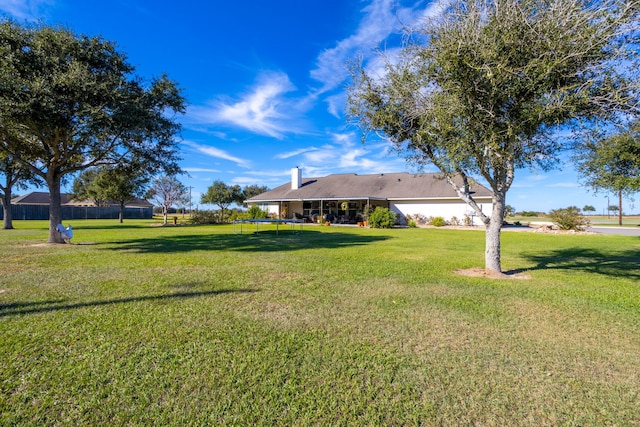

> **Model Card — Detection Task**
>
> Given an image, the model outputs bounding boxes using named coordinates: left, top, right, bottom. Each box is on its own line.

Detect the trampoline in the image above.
left=233, top=218, right=304, bottom=235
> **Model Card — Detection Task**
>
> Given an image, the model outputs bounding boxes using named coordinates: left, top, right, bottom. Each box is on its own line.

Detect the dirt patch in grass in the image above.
left=455, top=268, right=530, bottom=280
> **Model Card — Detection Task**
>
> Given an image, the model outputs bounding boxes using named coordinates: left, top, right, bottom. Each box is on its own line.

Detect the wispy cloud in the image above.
left=0, top=0, right=52, bottom=20
left=310, top=0, right=401, bottom=94
left=184, top=167, right=221, bottom=173
left=274, top=147, right=320, bottom=160
left=548, top=182, right=579, bottom=188
left=310, top=0, right=436, bottom=98
left=186, top=71, right=306, bottom=139
left=294, top=132, right=406, bottom=177
left=183, top=141, right=251, bottom=169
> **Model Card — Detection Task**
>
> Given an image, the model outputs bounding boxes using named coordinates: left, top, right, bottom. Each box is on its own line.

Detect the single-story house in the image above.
left=245, top=168, right=493, bottom=226
left=4, top=192, right=153, bottom=220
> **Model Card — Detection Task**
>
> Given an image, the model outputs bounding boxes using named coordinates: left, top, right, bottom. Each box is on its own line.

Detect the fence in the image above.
left=0, top=205, right=153, bottom=221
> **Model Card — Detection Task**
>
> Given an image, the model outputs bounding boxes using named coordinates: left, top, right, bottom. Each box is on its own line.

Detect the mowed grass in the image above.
left=1, top=220, right=639, bottom=426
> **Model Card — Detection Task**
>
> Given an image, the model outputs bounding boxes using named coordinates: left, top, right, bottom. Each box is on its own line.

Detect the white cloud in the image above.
left=186, top=71, right=304, bottom=139
left=310, top=0, right=402, bottom=94
left=0, top=0, right=52, bottom=20
left=309, top=0, right=438, bottom=98
left=274, top=147, right=319, bottom=160
left=183, top=141, right=251, bottom=169
left=548, top=182, right=579, bottom=188
left=184, top=167, right=221, bottom=173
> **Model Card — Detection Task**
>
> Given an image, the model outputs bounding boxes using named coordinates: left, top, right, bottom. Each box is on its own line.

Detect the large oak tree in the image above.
left=0, top=20, right=185, bottom=242
left=348, top=0, right=639, bottom=273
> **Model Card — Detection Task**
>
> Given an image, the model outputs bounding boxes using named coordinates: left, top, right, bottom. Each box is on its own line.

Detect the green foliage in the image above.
left=548, top=206, right=591, bottom=231
left=242, top=185, right=269, bottom=203
left=0, top=19, right=185, bottom=242
left=188, top=210, right=218, bottom=224
left=575, top=123, right=640, bottom=197
left=201, top=180, right=243, bottom=223
left=246, top=205, right=269, bottom=219
left=583, top=205, right=596, bottom=213
left=348, top=0, right=639, bottom=271
left=432, top=216, right=446, bottom=227
left=71, top=166, right=150, bottom=223
left=519, top=211, right=543, bottom=217
left=367, top=207, right=396, bottom=228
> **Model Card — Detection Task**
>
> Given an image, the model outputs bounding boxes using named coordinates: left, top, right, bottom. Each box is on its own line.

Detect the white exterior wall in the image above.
left=390, top=199, right=492, bottom=226
left=258, top=201, right=304, bottom=218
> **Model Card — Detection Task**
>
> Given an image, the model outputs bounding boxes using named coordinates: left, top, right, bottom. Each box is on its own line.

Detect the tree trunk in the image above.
left=119, top=201, right=125, bottom=223
left=47, top=172, right=65, bottom=244
left=618, top=189, right=623, bottom=226
left=485, top=193, right=506, bottom=273
left=162, top=207, right=168, bottom=225
left=2, top=188, right=13, bottom=229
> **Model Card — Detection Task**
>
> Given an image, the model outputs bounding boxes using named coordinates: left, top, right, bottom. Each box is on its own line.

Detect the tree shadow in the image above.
left=0, top=287, right=254, bottom=318
left=521, top=247, right=640, bottom=280
left=106, top=229, right=390, bottom=254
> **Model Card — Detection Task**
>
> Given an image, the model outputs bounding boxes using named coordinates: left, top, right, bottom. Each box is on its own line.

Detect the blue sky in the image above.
left=1, top=0, right=628, bottom=214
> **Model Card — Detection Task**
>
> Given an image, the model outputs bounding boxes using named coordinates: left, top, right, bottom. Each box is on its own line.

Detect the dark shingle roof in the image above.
left=12, top=192, right=73, bottom=205
left=247, top=172, right=492, bottom=202
left=12, top=192, right=153, bottom=208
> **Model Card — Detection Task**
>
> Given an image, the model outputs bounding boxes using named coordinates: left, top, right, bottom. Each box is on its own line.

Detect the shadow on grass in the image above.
left=108, top=229, right=389, bottom=254
left=0, top=288, right=254, bottom=318
left=70, top=223, right=155, bottom=230
left=522, top=247, right=640, bottom=280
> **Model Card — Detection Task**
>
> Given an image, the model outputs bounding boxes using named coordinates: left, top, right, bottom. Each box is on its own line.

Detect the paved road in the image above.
left=590, top=226, right=640, bottom=236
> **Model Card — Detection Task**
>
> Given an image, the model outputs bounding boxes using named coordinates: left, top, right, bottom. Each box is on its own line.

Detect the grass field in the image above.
left=510, top=215, right=640, bottom=227
left=1, top=220, right=639, bottom=426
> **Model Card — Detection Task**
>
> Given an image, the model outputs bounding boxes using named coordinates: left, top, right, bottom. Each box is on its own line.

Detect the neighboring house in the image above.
left=246, top=168, right=493, bottom=226
left=2, top=192, right=153, bottom=220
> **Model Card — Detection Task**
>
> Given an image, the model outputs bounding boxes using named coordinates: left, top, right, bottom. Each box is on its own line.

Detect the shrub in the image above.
left=408, top=220, right=417, bottom=228
left=406, top=213, right=428, bottom=226
left=368, top=207, right=397, bottom=228
left=548, top=206, right=590, bottom=231
left=518, top=211, right=544, bottom=217
left=432, top=216, right=446, bottom=227
left=246, top=205, right=269, bottom=219
left=189, top=210, right=218, bottom=224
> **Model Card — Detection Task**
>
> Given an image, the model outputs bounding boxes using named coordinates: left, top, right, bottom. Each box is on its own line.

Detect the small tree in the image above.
left=504, top=205, right=516, bottom=217
left=71, top=165, right=150, bottom=223
left=575, top=123, right=640, bottom=225
left=246, top=205, right=269, bottom=219
left=582, top=205, right=596, bottom=215
left=0, top=152, right=42, bottom=229
left=548, top=206, right=590, bottom=231
left=348, top=0, right=639, bottom=273
left=200, top=181, right=243, bottom=223
left=70, top=168, right=109, bottom=207
left=146, top=176, right=187, bottom=225
left=94, top=166, right=150, bottom=223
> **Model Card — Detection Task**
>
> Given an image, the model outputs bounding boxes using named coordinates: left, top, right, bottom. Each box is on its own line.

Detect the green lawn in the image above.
left=510, top=214, right=640, bottom=227
left=1, top=220, right=639, bottom=426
